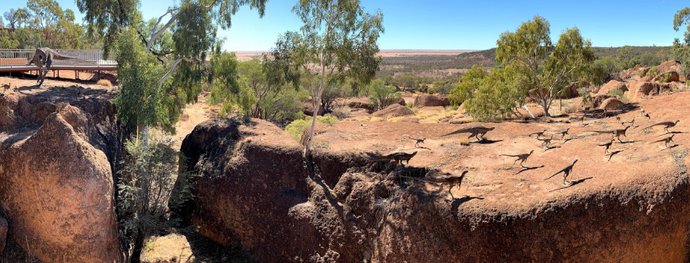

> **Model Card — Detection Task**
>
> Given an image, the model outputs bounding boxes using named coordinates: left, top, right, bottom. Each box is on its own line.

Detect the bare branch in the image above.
left=158, top=56, right=193, bottom=91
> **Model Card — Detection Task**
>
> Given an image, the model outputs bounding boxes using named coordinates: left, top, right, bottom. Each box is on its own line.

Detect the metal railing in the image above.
left=0, top=49, right=117, bottom=67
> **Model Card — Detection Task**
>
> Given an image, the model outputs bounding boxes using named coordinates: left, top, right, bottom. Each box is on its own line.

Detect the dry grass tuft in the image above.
left=459, top=138, right=470, bottom=145
left=97, top=79, right=113, bottom=87
left=370, top=117, right=383, bottom=122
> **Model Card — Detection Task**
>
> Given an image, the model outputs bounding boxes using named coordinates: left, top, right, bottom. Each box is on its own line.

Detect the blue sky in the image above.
left=3, top=0, right=689, bottom=51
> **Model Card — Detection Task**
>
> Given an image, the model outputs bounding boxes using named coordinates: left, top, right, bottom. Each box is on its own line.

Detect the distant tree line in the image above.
left=0, top=0, right=101, bottom=49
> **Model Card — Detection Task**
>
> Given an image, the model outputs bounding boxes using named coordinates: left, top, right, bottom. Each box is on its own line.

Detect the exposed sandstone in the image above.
left=0, top=109, right=120, bottom=263
left=413, top=94, right=450, bottom=107
left=179, top=108, right=690, bottom=262
left=371, top=104, right=415, bottom=119
left=656, top=60, right=682, bottom=81
left=598, top=98, right=624, bottom=109
left=597, top=80, right=628, bottom=95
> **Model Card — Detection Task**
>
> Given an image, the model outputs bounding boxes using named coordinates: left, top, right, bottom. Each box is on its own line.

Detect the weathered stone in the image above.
left=0, top=111, right=120, bottom=263
left=597, top=80, right=628, bottom=95
left=413, top=94, right=450, bottom=107
left=599, top=98, right=624, bottom=109
left=372, top=104, right=415, bottom=119
left=0, top=217, right=7, bottom=255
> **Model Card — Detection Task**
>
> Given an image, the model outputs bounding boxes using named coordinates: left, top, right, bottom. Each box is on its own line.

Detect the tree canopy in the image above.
left=496, top=16, right=596, bottom=116
left=0, top=1, right=95, bottom=49
left=673, top=7, right=690, bottom=80
left=267, top=0, right=384, bottom=157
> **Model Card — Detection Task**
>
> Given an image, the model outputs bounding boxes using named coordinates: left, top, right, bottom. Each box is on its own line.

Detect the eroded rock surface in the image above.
left=179, top=92, right=690, bottom=262
left=0, top=105, right=121, bottom=263
left=0, top=217, right=7, bottom=255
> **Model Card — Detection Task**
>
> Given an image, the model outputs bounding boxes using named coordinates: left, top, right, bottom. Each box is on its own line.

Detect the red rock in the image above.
left=597, top=80, right=628, bottom=95
left=0, top=217, right=6, bottom=255
left=413, top=94, right=450, bottom=107
left=599, top=98, right=624, bottom=109
left=372, top=104, right=415, bottom=119
left=0, top=110, right=120, bottom=263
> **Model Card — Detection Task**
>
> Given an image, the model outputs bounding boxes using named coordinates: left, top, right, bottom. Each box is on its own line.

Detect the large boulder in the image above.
left=0, top=111, right=120, bottom=263
left=347, top=100, right=376, bottom=113
left=176, top=118, right=373, bottom=262
left=656, top=60, right=682, bottom=82
left=372, top=104, right=415, bottom=119
left=0, top=217, right=6, bottom=255
left=597, top=80, right=628, bottom=95
left=599, top=98, right=625, bottom=110
left=628, top=82, right=683, bottom=102
left=413, top=94, right=450, bottom=107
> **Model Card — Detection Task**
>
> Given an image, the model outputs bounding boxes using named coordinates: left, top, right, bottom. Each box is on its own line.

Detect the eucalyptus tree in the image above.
left=77, top=0, right=266, bottom=135
left=267, top=0, right=384, bottom=158
left=496, top=16, right=595, bottom=117
left=673, top=7, right=690, bottom=83
left=77, top=1, right=267, bottom=262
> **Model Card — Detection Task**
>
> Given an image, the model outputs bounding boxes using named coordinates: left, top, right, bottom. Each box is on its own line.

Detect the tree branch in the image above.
left=158, top=56, right=193, bottom=91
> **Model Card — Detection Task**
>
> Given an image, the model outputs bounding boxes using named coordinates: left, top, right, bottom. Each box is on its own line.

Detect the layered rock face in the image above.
left=0, top=99, right=122, bottom=263
left=180, top=117, right=690, bottom=263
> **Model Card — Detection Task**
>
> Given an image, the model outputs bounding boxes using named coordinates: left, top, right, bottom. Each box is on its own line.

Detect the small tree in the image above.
left=268, top=0, right=384, bottom=158
left=673, top=7, right=690, bottom=84
left=496, top=16, right=595, bottom=117
left=368, top=79, right=400, bottom=110
left=117, top=135, right=197, bottom=262
left=450, top=65, right=526, bottom=121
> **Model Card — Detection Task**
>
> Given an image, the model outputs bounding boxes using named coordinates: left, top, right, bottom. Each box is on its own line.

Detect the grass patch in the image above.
left=406, top=102, right=413, bottom=108
left=97, top=79, right=113, bottom=86
left=370, top=117, right=383, bottom=122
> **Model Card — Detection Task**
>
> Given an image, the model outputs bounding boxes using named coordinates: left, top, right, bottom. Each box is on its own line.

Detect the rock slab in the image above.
left=0, top=111, right=120, bottom=263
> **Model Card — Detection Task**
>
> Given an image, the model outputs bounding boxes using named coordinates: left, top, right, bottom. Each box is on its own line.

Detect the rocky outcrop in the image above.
left=0, top=105, right=121, bottom=263
left=629, top=82, right=684, bottom=102
left=597, top=80, right=628, bottom=95
left=0, top=217, right=6, bottom=255
left=413, top=94, right=450, bottom=107
left=177, top=118, right=373, bottom=262
left=347, top=101, right=376, bottom=113
left=656, top=60, right=682, bottom=82
left=371, top=104, right=415, bottom=119
left=598, top=98, right=624, bottom=110
left=179, top=117, right=690, bottom=262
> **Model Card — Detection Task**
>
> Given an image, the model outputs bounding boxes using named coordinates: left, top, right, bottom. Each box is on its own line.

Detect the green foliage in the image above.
left=608, top=89, right=624, bottom=98
left=495, top=16, right=596, bottom=117
left=647, top=66, right=658, bottom=78
left=285, top=118, right=308, bottom=141
left=0, top=2, right=98, bottom=49
left=368, top=79, right=400, bottom=110
left=406, top=102, right=413, bottom=108
left=271, top=0, right=384, bottom=156
left=453, top=66, right=526, bottom=121
left=117, top=135, right=199, bottom=262
left=113, top=28, right=163, bottom=133
left=449, top=65, right=486, bottom=105
left=660, top=73, right=671, bottom=83
left=674, top=7, right=690, bottom=81
left=429, top=80, right=454, bottom=95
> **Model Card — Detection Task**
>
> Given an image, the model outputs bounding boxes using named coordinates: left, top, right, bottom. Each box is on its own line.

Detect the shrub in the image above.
left=608, top=89, right=624, bottom=98
left=406, top=102, right=413, bottom=108
left=117, top=135, right=199, bottom=262
left=647, top=66, right=658, bottom=78
left=368, top=79, right=401, bottom=110
left=330, top=106, right=351, bottom=119
left=285, top=116, right=340, bottom=141
left=659, top=73, right=671, bottom=83
left=286, top=119, right=309, bottom=141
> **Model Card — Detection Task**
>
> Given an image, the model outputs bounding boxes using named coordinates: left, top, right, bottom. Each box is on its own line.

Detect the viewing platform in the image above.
left=0, top=49, right=117, bottom=76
